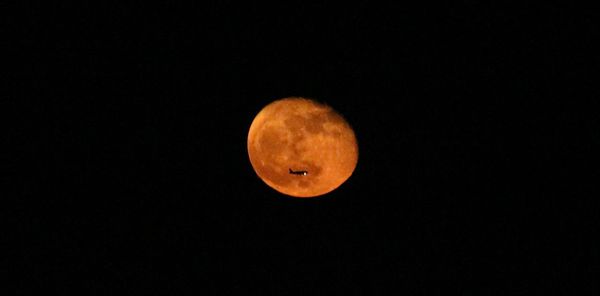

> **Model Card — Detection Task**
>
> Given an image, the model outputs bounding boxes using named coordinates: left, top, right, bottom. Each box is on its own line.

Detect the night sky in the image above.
left=8, top=2, right=598, bottom=294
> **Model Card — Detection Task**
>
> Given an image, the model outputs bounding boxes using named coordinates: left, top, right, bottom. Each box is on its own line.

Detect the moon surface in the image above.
left=247, top=97, right=358, bottom=198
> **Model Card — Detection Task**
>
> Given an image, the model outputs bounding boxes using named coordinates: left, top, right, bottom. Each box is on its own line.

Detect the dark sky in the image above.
left=8, top=2, right=598, bottom=294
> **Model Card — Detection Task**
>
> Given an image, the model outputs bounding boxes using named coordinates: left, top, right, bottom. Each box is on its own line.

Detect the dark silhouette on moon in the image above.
left=289, top=168, right=308, bottom=176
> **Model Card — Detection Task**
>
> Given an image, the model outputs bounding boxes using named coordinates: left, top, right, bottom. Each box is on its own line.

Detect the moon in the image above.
left=247, top=97, right=358, bottom=198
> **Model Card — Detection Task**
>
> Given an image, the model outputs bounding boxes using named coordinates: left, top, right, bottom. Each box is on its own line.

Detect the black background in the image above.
left=7, top=2, right=599, bottom=294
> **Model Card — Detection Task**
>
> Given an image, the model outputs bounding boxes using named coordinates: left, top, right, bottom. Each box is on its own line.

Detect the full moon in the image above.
left=247, top=97, right=358, bottom=198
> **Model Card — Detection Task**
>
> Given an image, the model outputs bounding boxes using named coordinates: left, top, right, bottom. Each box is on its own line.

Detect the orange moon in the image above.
left=247, top=97, right=358, bottom=198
